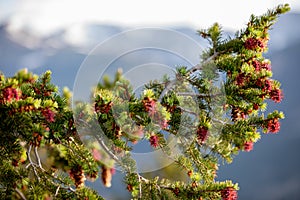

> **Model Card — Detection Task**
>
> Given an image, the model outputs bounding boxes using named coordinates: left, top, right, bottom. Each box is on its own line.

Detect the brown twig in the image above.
left=25, top=145, right=40, bottom=181
left=15, top=188, right=27, bottom=200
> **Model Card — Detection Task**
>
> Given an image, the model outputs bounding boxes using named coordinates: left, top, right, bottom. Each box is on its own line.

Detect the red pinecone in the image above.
left=95, top=101, right=113, bottom=114
left=101, top=166, right=112, bottom=187
left=142, top=97, right=156, bottom=114
left=252, top=60, right=271, bottom=71
left=244, top=141, right=253, bottom=152
left=231, top=107, right=246, bottom=121
left=270, top=89, right=283, bottom=103
left=159, top=119, right=169, bottom=129
left=253, top=103, right=260, bottom=110
left=197, top=126, right=209, bottom=144
left=244, top=37, right=265, bottom=50
left=70, top=165, right=86, bottom=188
left=252, top=60, right=261, bottom=71
left=267, top=118, right=280, bottom=133
left=221, top=187, right=238, bottom=200
left=236, top=73, right=247, bottom=86
left=261, top=61, right=271, bottom=71
left=42, top=108, right=55, bottom=122
left=2, top=87, right=20, bottom=102
left=264, top=79, right=273, bottom=93
left=149, top=134, right=159, bottom=148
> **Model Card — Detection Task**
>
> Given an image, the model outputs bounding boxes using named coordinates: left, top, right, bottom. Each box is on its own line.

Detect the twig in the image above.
left=177, top=106, right=198, bottom=116
left=34, top=146, right=44, bottom=170
left=24, top=145, right=77, bottom=195
left=15, top=188, right=27, bottom=200
left=76, top=118, right=120, bottom=163
left=212, top=118, right=227, bottom=125
left=25, top=145, right=40, bottom=181
left=187, top=52, right=219, bottom=76
left=43, top=170, right=76, bottom=193
left=77, top=118, right=92, bottom=128
left=158, top=79, right=177, bottom=102
left=95, top=135, right=155, bottom=199
left=158, top=185, right=173, bottom=190
left=176, top=92, right=211, bottom=97
left=138, top=174, right=150, bottom=183
left=158, top=53, right=219, bottom=102
left=25, top=145, right=32, bottom=169
left=93, top=134, right=136, bottom=172
left=187, top=64, right=203, bottom=75
left=176, top=92, right=222, bottom=98
left=49, top=180, right=76, bottom=193
left=96, top=137, right=120, bottom=163
left=138, top=173, right=142, bottom=199
left=55, top=186, right=60, bottom=196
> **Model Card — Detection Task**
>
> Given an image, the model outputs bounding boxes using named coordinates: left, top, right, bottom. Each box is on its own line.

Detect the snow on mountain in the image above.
left=0, top=12, right=300, bottom=200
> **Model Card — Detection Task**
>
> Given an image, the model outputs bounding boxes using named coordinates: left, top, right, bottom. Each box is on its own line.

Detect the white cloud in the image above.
left=2, top=0, right=299, bottom=37
left=63, top=24, right=88, bottom=46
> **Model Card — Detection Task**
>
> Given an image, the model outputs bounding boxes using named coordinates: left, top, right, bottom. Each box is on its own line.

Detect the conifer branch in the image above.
left=177, top=92, right=222, bottom=98
left=55, top=186, right=60, bottom=196
left=177, top=106, right=198, bottom=116
left=96, top=136, right=120, bottom=164
left=26, top=145, right=40, bottom=181
left=0, top=4, right=290, bottom=199
left=187, top=52, right=219, bottom=76
left=158, top=52, right=219, bottom=102
left=15, top=188, right=27, bottom=200
left=212, top=118, right=227, bottom=125
left=42, top=169, right=77, bottom=193
left=158, top=79, right=177, bottom=102
left=137, top=173, right=143, bottom=199
left=34, top=146, right=43, bottom=169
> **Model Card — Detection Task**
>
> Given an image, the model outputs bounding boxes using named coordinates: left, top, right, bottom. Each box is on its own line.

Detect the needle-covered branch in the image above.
left=0, top=4, right=289, bottom=200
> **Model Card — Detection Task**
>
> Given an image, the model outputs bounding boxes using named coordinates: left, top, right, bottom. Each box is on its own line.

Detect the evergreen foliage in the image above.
left=0, top=4, right=289, bottom=199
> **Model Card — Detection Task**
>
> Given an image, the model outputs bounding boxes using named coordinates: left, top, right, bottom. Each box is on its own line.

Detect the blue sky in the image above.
left=1, top=0, right=299, bottom=37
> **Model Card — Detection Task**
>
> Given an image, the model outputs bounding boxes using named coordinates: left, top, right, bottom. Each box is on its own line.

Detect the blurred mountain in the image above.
left=0, top=12, right=300, bottom=200
left=268, top=13, right=300, bottom=53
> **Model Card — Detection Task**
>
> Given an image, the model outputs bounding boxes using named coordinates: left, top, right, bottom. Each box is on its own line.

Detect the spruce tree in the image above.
left=0, top=4, right=290, bottom=199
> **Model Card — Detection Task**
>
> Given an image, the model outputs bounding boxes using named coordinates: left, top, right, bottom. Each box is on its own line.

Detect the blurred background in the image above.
left=0, top=0, right=300, bottom=199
